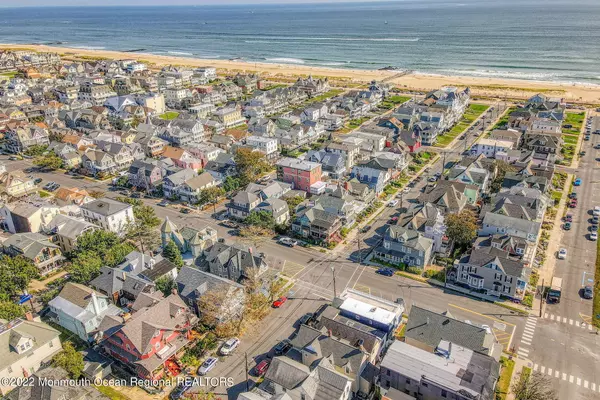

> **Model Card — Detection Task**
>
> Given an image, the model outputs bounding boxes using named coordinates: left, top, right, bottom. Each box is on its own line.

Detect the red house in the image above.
left=98, top=293, right=197, bottom=380
left=276, top=157, right=322, bottom=193
left=399, top=129, right=422, bottom=153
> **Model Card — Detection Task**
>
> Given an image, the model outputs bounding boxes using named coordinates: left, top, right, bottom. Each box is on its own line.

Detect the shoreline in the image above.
left=3, top=43, right=600, bottom=104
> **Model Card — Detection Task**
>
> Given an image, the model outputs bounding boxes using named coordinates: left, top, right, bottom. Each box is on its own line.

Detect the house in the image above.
left=522, top=133, right=561, bottom=163
left=529, top=117, right=562, bottom=135
left=501, top=172, right=549, bottom=193
left=46, top=214, right=98, bottom=253
left=246, top=135, right=278, bottom=159
left=213, top=106, right=245, bottom=128
left=244, top=356, right=352, bottom=400
left=4, top=125, right=50, bottom=153
left=98, top=293, right=197, bottom=380
left=405, top=306, right=500, bottom=359
left=378, top=340, right=499, bottom=400
left=48, top=282, right=122, bottom=341
left=289, top=323, right=369, bottom=394
left=227, top=189, right=290, bottom=224
left=306, top=149, right=346, bottom=180
left=176, top=266, right=245, bottom=321
left=0, top=317, right=63, bottom=396
left=294, top=75, right=330, bottom=96
left=54, top=187, right=93, bottom=206
left=489, top=128, right=523, bottom=147
left=479, top=212, right=541, bottom=242
left=128, top=159, right=163, bottom=192
left=277, top=158, right=323, bottom=193
left=451, top=246, right=530, bottom=300
left=162, top=168, right=198, bottom=199
left=469, top=138, right=514, bottom=159
left=418, top=180, right=478, bottom=213
left=0, top=171, right=36, bottom=198
left=292, top=206, right=343, bottom=245
left=204, top=153, right=237, bottom=184
left=396, top=203, right=449, bottom=254
left=178, top=172, right=217, bottom=203
left=161, top=146, right=203, bottom=170
left=81, top=148, right=117, bottom=176
left=81, top=198, right=135, bottom=235
left=3, top=232, right=64, bottom=275
left=374, top=225, right=434, bottom=269
left=349, top=159, right=392, bottom=195
left=161, top=217, right=218, bottom=258
left=0, top=202, right=59, bottom=234
left=446, top=157, right=492, bottom=193
left=200, top=241, right=268, bottom=282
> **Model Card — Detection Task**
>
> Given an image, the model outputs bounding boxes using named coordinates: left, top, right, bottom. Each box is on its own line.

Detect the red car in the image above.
left=565, top=214, right=573, bottom=222
left=569, top=200, right=578, bottom=208
left=255, top=359, right=270, bottom=376
left=272, top=296, right=287, bottom=308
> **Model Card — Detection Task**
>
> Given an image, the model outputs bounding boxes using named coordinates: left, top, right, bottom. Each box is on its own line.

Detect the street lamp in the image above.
left=330, top=263, right=337, bottom=299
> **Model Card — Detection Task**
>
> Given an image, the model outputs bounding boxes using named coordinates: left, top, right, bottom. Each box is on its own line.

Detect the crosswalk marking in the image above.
left=585, top=380, right=589, bottom=389
left=570, top=375, right=574, bottom=383
left=576, top=321, right=580, bottom=327
left=570, top=319, right=574, bottom=325
left=563, top=317, right=567, bottom=323
left=542, top=313, right=595, bottom=331
left=577, top=378, right=582, bottom=386
left=541, top=366, right=546, bottom=374
left=593, top=383, right=596, bottom=391
left=534, top=364, right=539, bottom=372
left=555, top=370, right=559, bottom=378
left=548, top=368, right=553, bottom=376
left=563, top=373, right=567, bottom=381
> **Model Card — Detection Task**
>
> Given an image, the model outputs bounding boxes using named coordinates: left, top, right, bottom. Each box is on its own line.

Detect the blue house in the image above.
left=349, top=160, right=392, bottom=194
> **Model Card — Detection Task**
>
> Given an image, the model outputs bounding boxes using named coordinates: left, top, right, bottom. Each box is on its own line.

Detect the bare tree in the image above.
left=512, top=371, right=558, bottom=400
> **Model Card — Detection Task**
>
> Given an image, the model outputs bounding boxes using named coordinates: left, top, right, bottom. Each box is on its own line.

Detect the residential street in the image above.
left=528, top=128, right=600, bottom=399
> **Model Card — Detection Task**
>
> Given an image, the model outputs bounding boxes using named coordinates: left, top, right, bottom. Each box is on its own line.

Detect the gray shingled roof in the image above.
left=82, top=198, right=131, bottom=216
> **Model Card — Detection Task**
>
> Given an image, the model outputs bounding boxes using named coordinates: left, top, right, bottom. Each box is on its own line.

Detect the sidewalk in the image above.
left=506, top=356, right=533, bottom=400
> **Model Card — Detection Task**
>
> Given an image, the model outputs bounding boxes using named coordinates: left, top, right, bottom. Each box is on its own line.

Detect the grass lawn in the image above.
left=491, top=106, right=518, bottom=130
left=159, top=111, right=180, bottom=120
left=435, top=104, right=489, bottom=147
left=0, top=71, right=18, bottom=78
left=563, top=111, right=585, bottom=136
left=550, top=190, right=562, bottom=205
left=346, top=116, right=371, bottom=130
left=496, top=356, right=516, bottom=400
left=307, top=89, right=343, bottom=104
left=380, top=95, right=411, bottom=110
left=93, top=385, right=132, bottom=400
left=563, top=135, right=578, bottom=145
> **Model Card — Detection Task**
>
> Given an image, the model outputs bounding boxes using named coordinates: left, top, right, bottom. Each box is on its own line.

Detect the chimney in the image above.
left=24, top=311, right=34, bottom=321
left=447, top=342, right=452, bottom=359
left=356, top=339, right=365, bottom=353
left=90, top=292, right=101, bottom=315
left=328, top=329, right=332, bottom=337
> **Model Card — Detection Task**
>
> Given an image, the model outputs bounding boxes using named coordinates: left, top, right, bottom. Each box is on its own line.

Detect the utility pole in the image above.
left=331, top=263, right=337, bottom=299
left=441, top=151, right=447, bottom=176
left=357, top=233, right=362, bottom=265
left=244, top=352, right=249, bottom=391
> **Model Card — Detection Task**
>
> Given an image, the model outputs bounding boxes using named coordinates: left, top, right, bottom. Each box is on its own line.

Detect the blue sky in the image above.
left=2, top=0, right=393, bottom=6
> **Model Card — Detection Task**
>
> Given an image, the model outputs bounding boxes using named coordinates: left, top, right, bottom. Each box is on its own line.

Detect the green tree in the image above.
left=223, top=176, right=241, bottom=193
left=23, top=144, right=48, bottom=157
left=75, top=230, right=120, bottom=256
left=445, top=211, right=478, bottom=247
left=234, top=147, right=272, bottom=185
left=0, top=255, right=39, bottom=298
left=53, top=341, right=84, bottom=379
left=199, top=186, right=225, bottom=214
left=511, top=371, right=558, bottom=400
left=155, top=276, right=176, bottom=297
left=245, top=210, right=275, bottom=229
left=0, top=301, right=25, bottom=320
left=490, top=160, right=516, bottom=193
left=162, top=241, right=184, bottom=268
left=285, top=195, right=305, bottom=221
left=67, top=251, right=103, bottom=284
left=133, top=204, right=161, bottom=228
left=33, top=152, right=63, bottom=170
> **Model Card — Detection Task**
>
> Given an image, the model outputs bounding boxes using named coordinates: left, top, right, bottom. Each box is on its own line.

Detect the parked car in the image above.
left=593, top=206, right=600, bottom=216
left=197, top=357, right=218, bottom=375
left=389, top=216, right=399, bottom=224
left=360, top=225, right=372, bottom=233
left=568, top=192, right=577, bottom=199
left=157, top=200, right=169, bottom=207
left=590, top=231, right=598, bottom=241
left=376, top=268, right=395, bottom=277
left=220, top=338, right=240, bottom=355
left=574, top=178, right=582, bottom=186
left=584, top=285, right=594, bottom=299
left=278, top=237, right=298, bottom=247
left=563, top=222, right=572, bottom=230
left=565, top=213, right=573, bottom=222
left=568, top=199, right=577, bottom=208
left=272, top=296, right=288, bottom=308
left=169, top=381, right=193, bottom=400
left=274, top=339, right=292, bottom=356
left=427, top=176, right=437, bottom=182
left=33, top=178, right=42, bottom=184
left=388, top=200, right=399, bottom=207
left=255, top=359, right=271, bottom=376
left=180, top=208, right=191, bottom=214
left=593, top=215, right=600, bottom=224
left=221, top=220, right=239, bottom=229
left=402, top=186, right=411, bottom=194
left=119, top=190, right=130, bottom=196
left=558, top=248, right=567, bottom=260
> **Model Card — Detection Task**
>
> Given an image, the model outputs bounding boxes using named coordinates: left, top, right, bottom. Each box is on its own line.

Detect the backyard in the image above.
left=563, top=111, right=585, bottom=135
left=435, top=103, right=489, bottom=147
left=379, top=95, right=411, bottom=110
left=159, top=111, right=180, bottom=120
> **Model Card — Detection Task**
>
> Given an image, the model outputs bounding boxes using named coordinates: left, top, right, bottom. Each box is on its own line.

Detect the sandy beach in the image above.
left=3, top=43, right=600, bottom=104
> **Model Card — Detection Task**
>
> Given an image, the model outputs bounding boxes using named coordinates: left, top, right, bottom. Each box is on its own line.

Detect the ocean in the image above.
left=1, top=0, right=600, bottom=84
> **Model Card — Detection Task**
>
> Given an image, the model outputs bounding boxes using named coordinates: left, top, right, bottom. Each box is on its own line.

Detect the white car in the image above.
left=220, top=338, right=240, bottom=355
left=558, top=248, right=568, bottom=259
left=591, top=231, right=598, bottom=241
left=278, top=237, right=298, bottom=247
left=198, top=357, right=218, bottom=375
left=388, top=200, right=399, bottom=207
left=481, top=324, right=492, bottom=335
left=402, top=187, right=411, bottom=194
left=593, top=206, right=600, bottom=216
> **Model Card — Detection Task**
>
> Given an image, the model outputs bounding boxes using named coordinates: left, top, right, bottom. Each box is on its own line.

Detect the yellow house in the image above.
left=0, top=171, right=36, bottom=197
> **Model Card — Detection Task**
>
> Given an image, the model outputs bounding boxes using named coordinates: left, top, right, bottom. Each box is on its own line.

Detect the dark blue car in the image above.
left=376, top=268, right=395, bottom=277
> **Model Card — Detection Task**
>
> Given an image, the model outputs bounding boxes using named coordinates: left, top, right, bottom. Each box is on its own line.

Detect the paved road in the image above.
left=529, top=128, right=600, bottom=399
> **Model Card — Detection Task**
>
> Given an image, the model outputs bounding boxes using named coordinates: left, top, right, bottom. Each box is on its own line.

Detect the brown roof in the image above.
left=225, top=128, right=248, bottom=140
left=55, top=187, right=90, bottom=203
left=161, top=146, right=186, bottom=160
left=57, top=282, right=100, bottom=309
